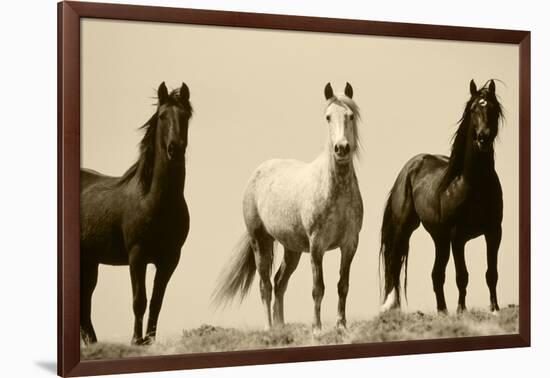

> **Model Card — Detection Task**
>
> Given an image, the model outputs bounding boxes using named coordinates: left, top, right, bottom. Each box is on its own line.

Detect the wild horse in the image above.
left=380, top=79, right=504, bottom=314
left=80, top=82, right=192, bottom=345
left=214, top=83, right=363, bottom=332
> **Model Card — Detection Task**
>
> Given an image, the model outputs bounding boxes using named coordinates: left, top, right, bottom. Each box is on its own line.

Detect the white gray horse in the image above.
left=213, top=83, right=363, bottom=332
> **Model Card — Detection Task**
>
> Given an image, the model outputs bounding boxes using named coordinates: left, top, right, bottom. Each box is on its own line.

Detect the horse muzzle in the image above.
left=334, top=142, right=351, bottom=161
left=475, top=136, right=491, bottom=152
left=167, top=142, right=185, bottom=161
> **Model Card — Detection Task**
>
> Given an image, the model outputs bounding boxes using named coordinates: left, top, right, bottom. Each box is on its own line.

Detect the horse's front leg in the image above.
left=485, top=226, right=502, bottom=313
left=451, top=237, right=468, bottom=313
left=144, top=258, right=178, bottom=344
left=337, top=238, right=358, bottom=329
left=431, top=237, right=451, bottom=314
left=310, top=244, right=325, bottom=333
left=129, top=250, right=148, bottom=345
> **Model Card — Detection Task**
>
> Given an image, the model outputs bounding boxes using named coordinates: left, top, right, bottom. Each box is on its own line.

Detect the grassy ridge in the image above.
left=82, top=305, right=518, bottom=360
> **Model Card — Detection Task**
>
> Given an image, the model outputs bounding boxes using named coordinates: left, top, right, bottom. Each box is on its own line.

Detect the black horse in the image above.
left=380, top=79, right=504, bottom=314
left=80, top=82, right=192, bottom=345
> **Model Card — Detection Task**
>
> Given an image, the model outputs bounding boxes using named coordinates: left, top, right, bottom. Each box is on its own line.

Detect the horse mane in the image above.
left=117, top=87, right=193, bottom=193
left=326, top=94, right=363, bottom=157
left=438, top=81, right=504, bottom=192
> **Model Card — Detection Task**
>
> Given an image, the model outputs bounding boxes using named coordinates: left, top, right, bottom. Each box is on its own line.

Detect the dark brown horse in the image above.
left=80, top=82, right=192, bottom=345
left=380, top=79, right=504, bottom=314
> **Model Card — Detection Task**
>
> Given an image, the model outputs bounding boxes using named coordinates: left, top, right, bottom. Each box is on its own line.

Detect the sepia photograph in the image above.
left=77, top=17, right=521, bottom=360
left=4, top=0, right=548, bottom=377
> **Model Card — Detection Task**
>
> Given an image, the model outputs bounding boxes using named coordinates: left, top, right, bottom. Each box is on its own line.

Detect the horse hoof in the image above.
left=336, top=320, right=347, bottom=330
left=131, top=336, right=155, bottom=346
left=80, top=337, right=97, bottom=347
left=437, top=309, right=449, bottom=316
left=81, top=340, right=96, bottom=347
left=141, top=335, right=155, bottom=345
left=380, top=301, right=401, bottom=313
left=380, top=289, right=400, bottom=312
left=491, top=309, right=500, bottom=316
left=312, top=326, right=322, bottom=337
left=80, top=329, right=98, bottom=346
left=456, top=306, right=467, bottom=314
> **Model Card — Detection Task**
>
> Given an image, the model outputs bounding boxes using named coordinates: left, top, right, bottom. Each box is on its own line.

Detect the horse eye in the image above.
left=349, top=114, right=355, bottom=121
left=326, top=115, right=331, bottom=122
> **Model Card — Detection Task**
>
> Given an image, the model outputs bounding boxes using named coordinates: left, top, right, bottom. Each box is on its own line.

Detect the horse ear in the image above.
left=180, top=82, right=190, bottom=102
left=488, top=79, right=496, bottom=95
left=157, top=82, right=169, bottom=105
left=469, top=79, right=477, bottom=96
left=344, top=82, right=353, bottom=98
left=324, top=82, right=334, bottom=100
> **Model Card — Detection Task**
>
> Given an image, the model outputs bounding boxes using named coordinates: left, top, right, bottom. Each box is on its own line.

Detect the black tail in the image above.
left=379, top=191, right=412, bottom=307
left=212, top=234, right=258, bottom=307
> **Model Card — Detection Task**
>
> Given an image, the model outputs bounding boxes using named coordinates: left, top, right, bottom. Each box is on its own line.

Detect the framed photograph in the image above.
left=58, top=1, right=530, bottom=376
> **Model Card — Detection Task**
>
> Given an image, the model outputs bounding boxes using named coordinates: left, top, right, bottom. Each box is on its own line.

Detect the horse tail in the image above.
left=379, top=194, right=398, bottom=306
left=379, top=161, right=418, bottom=310
left=212, top=233, right=257, bottom=307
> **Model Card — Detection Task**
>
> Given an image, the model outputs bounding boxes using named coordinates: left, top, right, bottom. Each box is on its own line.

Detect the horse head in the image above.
left=155, top=81, right=193, bottom=164
left=324, top=82, right=360, bottom=164
left=467, top=79, right=502, bottom=153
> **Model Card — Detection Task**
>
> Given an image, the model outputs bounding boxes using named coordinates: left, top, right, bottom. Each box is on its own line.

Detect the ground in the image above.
left=81, top=305, right=518, bottom=360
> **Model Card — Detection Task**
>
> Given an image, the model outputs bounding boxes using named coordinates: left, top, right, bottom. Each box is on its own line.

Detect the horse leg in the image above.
left=451, top=238, right=468, bottom=313
left=431, top=237, right=451, bottom=314
left=251, top=233, right=274, bottom=330
left=485, top=227, right=502, bottom=313
left=336, top=239, right=358, bottom=329
left=80, top=262, right=98, bottom=345
left=144, top=261, right=178, bottom=344
left=273, top=249, right=301, bottom=327
left=129, top=253, right=148, bottom=345
left=310, top=244, right=325, bottom=332
left=381, top=226, right=417, bottom=312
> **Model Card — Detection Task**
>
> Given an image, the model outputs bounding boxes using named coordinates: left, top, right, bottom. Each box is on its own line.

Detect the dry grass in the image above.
left=81, top=305, right=519, bottom=360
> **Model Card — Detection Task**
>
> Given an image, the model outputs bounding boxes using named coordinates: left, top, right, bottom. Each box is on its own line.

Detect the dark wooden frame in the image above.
left=58, top=1, right=531, bottom=376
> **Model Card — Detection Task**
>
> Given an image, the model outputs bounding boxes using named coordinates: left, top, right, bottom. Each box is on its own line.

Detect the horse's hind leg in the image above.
left=485, top=227, right=502, bottom=313
left=381, top=224, right=418, bottom=312
left=380, top=172, right=421, bottom=312
left=251, top=232, right=274, bottom=330
left=431, top=236, right=451, bottom=314
left=273, top=249, right=301, bottom=327
left=80, top=262, right=98, bottom=345
left=337, top=237, right=358, bottom=329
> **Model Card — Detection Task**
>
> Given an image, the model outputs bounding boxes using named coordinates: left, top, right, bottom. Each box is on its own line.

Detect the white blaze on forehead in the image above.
left=324, top=95, right=361, bottom=155
left=326, top=103, right=352, bottom=146
left=326, top=101, right=349, bottom=115
left=326, top=103, right=355, bottom=124
left=479, top=99, right=487, bottom=107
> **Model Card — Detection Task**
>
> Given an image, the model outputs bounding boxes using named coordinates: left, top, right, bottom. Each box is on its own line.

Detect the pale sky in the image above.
left=81, top=19, right=519, bottom=343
